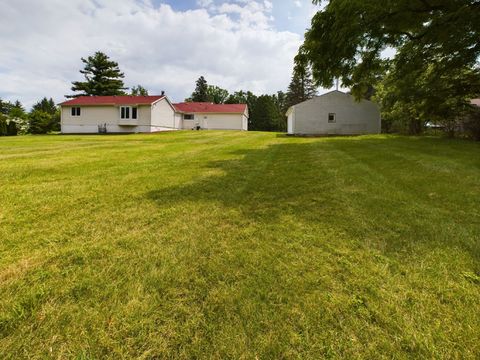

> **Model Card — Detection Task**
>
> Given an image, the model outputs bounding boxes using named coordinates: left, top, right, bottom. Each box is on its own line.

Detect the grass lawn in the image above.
left=0, top=131, right=479, bottom=358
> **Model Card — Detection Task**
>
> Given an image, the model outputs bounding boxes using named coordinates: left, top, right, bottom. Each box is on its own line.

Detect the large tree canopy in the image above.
left=301, top=0, right=480, bottom=97
left=68, top=52, right=127, bottom=98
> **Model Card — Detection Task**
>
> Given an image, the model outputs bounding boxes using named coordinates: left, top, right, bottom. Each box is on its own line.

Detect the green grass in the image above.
left=0, top=131, right=479, bottom=359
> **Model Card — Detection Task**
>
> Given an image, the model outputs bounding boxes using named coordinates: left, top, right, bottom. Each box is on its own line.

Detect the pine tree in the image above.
left=286, top=64, right=317, bottom=108
left=32, top=97, right=57, bottom=115
left=188, top=76, right=209, bottom=102
left=68, top=51, right=127, bottom=98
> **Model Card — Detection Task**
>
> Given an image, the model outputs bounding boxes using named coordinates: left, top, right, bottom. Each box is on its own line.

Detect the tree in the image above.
left=7, top=119, right=18, bottom=136
left=29, top=110, right=53, bottom=134
left=286, top=63, right=317, bottom=108
left=32, top=97, right=57, bottom=115
left=0, top=114, right=7, bottom=136
left=206, top=85, right=229, bottom=104
left=250, top=95, right=285, bottom=132
left=9, top=100, right=26, bottom=118
left=301, top=0, right=480, bottom=99
left=68, top=51, right=127, bottom=98
left=225, top=90, right=257, bottom=110
left=188, top=76, right=209, bottom=102
left=374, top=63, right=480, bottom=135
left=130, top=85, right=149, bottom=96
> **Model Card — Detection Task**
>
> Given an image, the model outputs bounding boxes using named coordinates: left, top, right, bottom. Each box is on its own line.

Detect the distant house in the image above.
left=471, top=99, right=480, bottom=107
left=286, top=91, right=381, bottom=136
left=59, top=96, right=248, bottom=134
left=174, top=102, right=248, bottom=131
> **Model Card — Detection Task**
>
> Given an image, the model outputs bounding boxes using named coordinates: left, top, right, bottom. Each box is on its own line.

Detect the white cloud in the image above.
left=0, top=0, right=302, bottom=108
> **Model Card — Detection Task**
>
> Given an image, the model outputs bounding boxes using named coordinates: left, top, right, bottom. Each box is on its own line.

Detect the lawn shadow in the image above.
left=146, top=137, right=480, bottom=263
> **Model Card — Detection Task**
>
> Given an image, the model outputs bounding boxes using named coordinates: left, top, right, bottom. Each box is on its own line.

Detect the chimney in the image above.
left=161, top=90, right=165, bottom=96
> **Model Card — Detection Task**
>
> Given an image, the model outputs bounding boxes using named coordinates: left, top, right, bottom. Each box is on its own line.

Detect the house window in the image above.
left=120, top=106, right=137, bottom=120
left=328, top=113, right=336, bottom=123
left=71, top=107, right=81, bottom=116
left=183, top=114, right=194, bottom=120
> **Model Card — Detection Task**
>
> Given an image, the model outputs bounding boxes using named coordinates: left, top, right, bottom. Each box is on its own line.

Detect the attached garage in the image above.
left=174, top=102, right=248, bottom=131
left=286, top=91, right=381, bottom=135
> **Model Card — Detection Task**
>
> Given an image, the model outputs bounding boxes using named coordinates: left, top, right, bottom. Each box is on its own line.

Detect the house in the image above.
left=59, top=96, right=248, bottom=133
left=286, top=91, right=381, bottom=136
left=173, top=102, right=248, bottom=131
left=471, top=99, right=480, bottom=107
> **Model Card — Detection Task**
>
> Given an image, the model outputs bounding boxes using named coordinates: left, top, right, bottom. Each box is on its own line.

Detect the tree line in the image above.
left=0, top=98, right=60, bottom=136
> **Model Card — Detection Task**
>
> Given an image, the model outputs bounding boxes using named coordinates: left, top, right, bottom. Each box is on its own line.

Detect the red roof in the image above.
left=59, top=95, right=165, bottom=106
left=174, top=102, right=247, bottom=114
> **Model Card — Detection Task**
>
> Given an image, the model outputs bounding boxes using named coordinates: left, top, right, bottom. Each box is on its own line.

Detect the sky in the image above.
left=0, top=0, right=328, bottom=108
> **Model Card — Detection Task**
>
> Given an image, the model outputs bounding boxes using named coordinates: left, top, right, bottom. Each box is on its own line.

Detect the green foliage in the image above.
left=250, top=95, right=285, bottom=131
left=0, top=133, right=479, bottom=358
left=130, top=85, right=149, bottom=96
left=6, top=119, right=18, bottom=136
left=68, top=51, right=127, bottom=98
left=206, top=85, right=229, bottom=104
left=304, top=0, right=480, bottom=96
left=375, top=64, right=480, bottom=135
left=0, top=114, right=7, bottom=136
left=28, top=110, right=54, bottom=134
left=32, top=97, right=57, bottom=115
left=286, top=62, right=317, bottom=108
left=188, top=76, right=209, bottom=102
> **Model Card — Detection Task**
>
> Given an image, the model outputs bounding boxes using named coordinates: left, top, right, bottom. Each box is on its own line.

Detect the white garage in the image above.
left=286, top=91, right=381, bottom=135
left=174, top=102, right=248, bottom=131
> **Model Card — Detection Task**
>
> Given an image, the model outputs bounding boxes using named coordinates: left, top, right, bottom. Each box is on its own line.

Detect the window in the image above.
left=183, top=114, right=194, bottom=120
left=120, top=106, right=137, bottom=120
left=71, top=107, right=81, bottom=116
left=328, top=113, right=336, bottom=123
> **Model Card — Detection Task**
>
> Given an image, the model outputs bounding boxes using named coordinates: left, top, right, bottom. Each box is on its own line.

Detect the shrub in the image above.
left=0, top=115, right=7, bottom=136
left=29, top=110, right=52, bottom=134
left=7, top=119, right=18, bottom=136
left=463, top=107, right=480, bottom=141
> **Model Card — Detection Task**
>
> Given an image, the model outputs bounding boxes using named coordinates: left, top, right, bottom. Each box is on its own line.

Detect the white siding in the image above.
left=181, top=113, right=245, bottom=130
left=151, top=98, right=177, bottom=129
left=290, top=91, right=381, bottom=135
left=287, top=111, right=294, bottom=134
left=61, top=100, right=180, bottom=134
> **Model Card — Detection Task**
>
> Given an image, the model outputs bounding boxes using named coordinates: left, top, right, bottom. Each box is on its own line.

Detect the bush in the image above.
left=29, top=110, right=52, bottom=134
left=0, top=115, right=7, bottom=136
left=7, top=120, right=18, bottom=136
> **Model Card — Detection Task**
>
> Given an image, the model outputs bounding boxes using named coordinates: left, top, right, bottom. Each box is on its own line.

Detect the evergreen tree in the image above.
left=7, top=119, right=18, bottom=136
left=32, top=97, right=57, bottom=115
left=68, top=51, right=127, bottom=98
left=0, top=114, right=7, bottom=136
left=250, top=95, right=284, bottom=132
left=130, top=85, right=149, bottom=96
left=286, top=63, right=317, bottom=108
left=188, top=76, right=209, bottom=102
left=8, top=100, right=27, bottom=120
left=29, top=110, right=53, bottom=134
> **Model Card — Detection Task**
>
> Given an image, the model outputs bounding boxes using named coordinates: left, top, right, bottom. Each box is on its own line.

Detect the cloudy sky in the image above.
left=0, top=0, right=326, bottom=108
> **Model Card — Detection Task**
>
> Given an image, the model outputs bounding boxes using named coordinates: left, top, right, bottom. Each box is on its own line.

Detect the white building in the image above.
left=286, top=91, right=381, bottom=135
left=59, top=96, right=248, bottom=134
